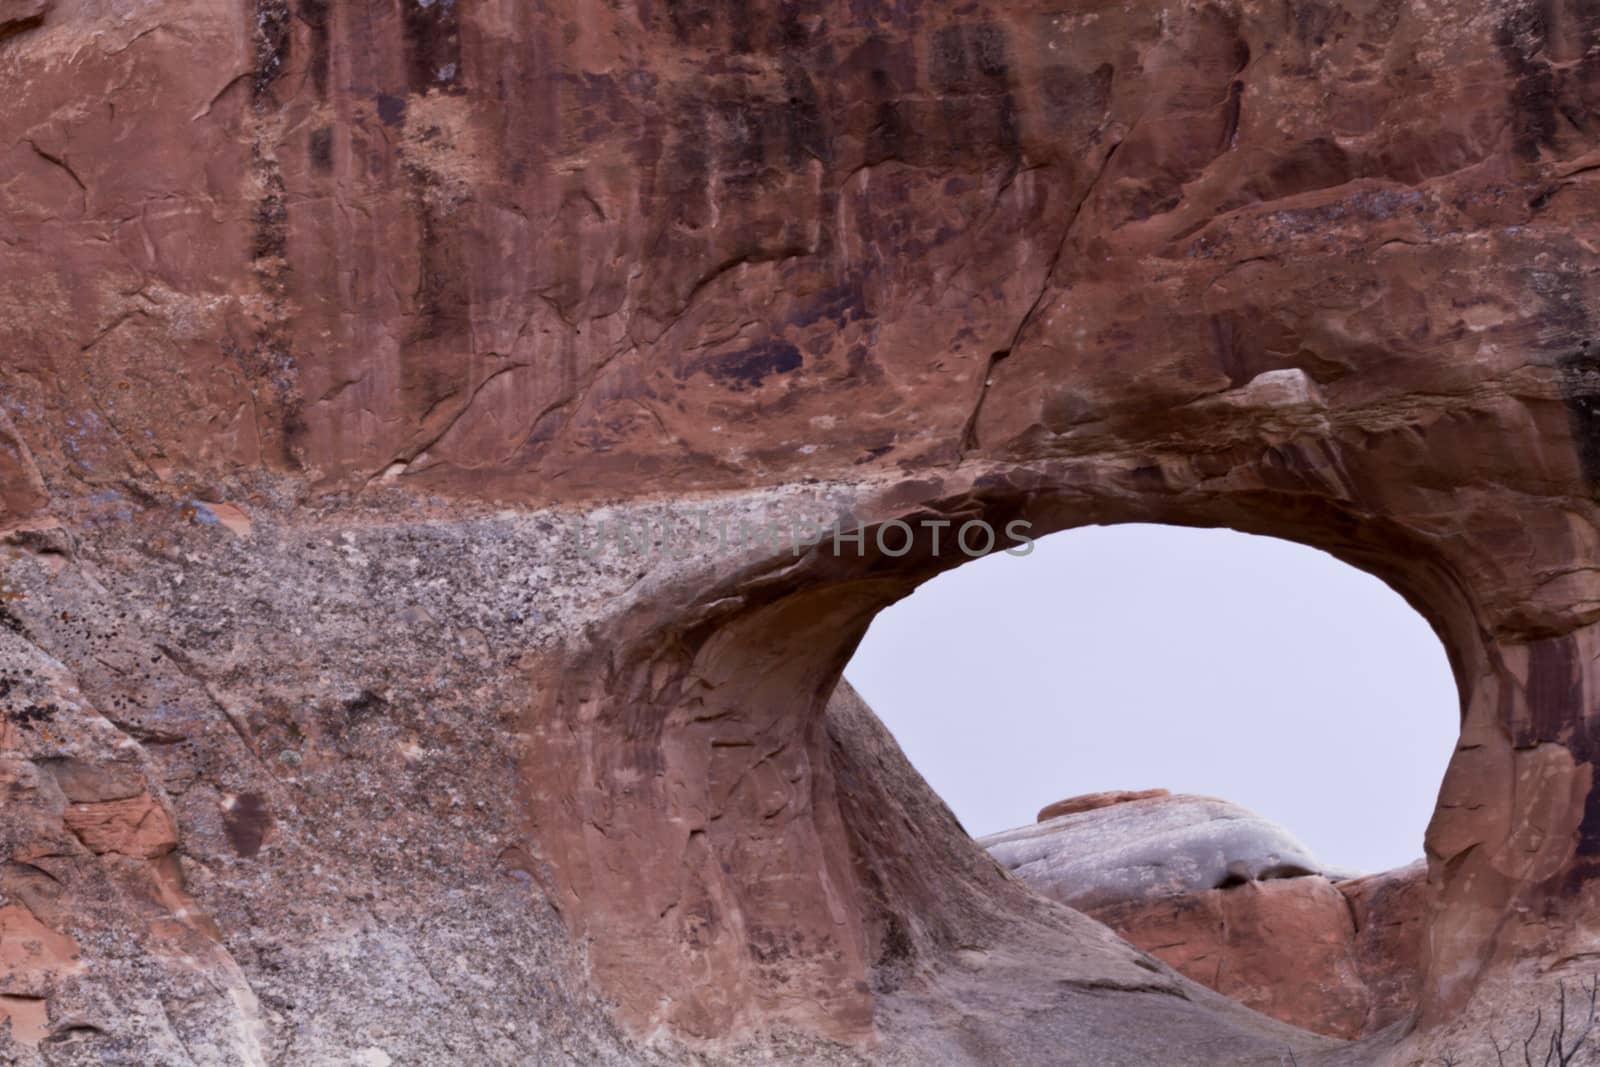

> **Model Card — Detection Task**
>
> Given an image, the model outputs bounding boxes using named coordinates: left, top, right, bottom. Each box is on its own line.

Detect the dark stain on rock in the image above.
left=221, top=336, right=302, bottom=468
left=1209, top=313, right=1254, bottom=388
left=1567, top=0, right=1600, bottom=125
left=1198, top=1, right=1252, bottom=73
left=970, top=23, right=1009, bottom=80
left=297, top=0, right=329, bottom=98
left=782, top=61, right=829, bottom=167
left=404, top=175, right=469, bottom=348
left=1497, top=3, right=1559, bottom=161
left=701, top=339, right=803, bottom=389
left=788, top=278, right=869, bottom=329
left=665, top=99, right=712, bottom=230
left=1523, top=634, right=1580, bottom=746
left=342, top=689, right=387, bottom=720
left=1288, top=0, right=1341, bottom=47
left=1265, top=137, right=1352, bottom=197
left=1520, top=634, right=1600, bottom=863
left=0, top=2, right=47, bottom=46
left=930, top=22, right=1012, bottom=93
left=376, top=93, right=407, bottom=127
left=7, top=703, right=53, bottom=729
left=280, top=402, right=307, bottom=468
left=992, top=92, right=1021, bottom=156
left=1567, top=706, right=1600, bottom=860
left=927, top=22, right=1020, bottom=163
left=929, top=25, right=969, bottom=92
left=1575, top=789, right=1600, bottom=861
left=846, top=33, right=913, bottom=163
left=401, top=0, right=461, bottom=93
left=773, top=2, right=812, bottom=51
left=1557, top=342, right=1600, bottom=485
left=308, top=126, right=333, bottom=173
left=224, top=792, right=271, bottom=858
left=1220, top=80, right=1244, bottom=149
left=748, top=924, right=799, bottom=964
left=250, top=125, right=289, bottom=269
left=869, top=99, right=904, bottom=162
left=251, top=184, right=287, bottom=263
left=1041, top=62, right=1114, bottom=131
left=0, top=602, right=26, bottom=637
left=665, top=0, right=755, bottom=51
left=728, top=0, right=755, bottom=53
left=252, top=0, right=292, bottom=103
left=716, top=97, right=768, bottom=176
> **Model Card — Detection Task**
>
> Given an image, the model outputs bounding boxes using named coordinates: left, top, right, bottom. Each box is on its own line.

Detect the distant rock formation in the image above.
left=983, top=793, right=1426, bottom=1039
left=985, top=792, right=1349, bottom=909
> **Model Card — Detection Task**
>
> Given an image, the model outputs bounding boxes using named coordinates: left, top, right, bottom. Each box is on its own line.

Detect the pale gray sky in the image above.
left=842, top=523, right=1458, bottom=875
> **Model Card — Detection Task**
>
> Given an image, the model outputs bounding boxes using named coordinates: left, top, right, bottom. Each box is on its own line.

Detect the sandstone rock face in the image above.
left=984, top=794, right=1427, bottom=1040
left=982, top=793, right=1346, bottom=911
left=1093, top=877, right=1375, bottom=1040
left=0, top=0, right=1597, bottom=1062
left=1092, top=866, right=1431, bottom=1042
left=1339, top=861, right=1431, bottom=1035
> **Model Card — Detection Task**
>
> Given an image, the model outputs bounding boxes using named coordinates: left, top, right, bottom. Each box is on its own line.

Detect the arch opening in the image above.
left=842, top=522, right=1461, bottom=1039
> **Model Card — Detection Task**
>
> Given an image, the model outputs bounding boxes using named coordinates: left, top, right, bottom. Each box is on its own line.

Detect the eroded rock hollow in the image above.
left=1, top=0, right=1598, bottom=1062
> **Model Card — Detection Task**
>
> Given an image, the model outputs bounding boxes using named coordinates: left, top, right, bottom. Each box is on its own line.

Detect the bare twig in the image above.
left=1552, top=975, right=1599, bottom=1066
left=1489, top=975, right=1600, bottom=1067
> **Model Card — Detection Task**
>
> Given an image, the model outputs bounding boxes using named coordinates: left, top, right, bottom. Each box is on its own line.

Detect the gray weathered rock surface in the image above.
left=982, top=793, right=1345, bottom=911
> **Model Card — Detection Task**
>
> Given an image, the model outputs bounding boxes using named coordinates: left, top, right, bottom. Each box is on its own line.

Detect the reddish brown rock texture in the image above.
left=1096, top=877, right=1376, bottom=1040
left=1094, top=865, right=1428, bottom=1042
left=1340, top=861, right=1432, bottom=1034
left=0, top=0, right=1598, bottom=1062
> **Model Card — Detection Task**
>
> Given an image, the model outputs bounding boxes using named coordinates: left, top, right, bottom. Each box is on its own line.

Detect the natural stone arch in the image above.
left=522, top=454, right=1588, bottom=1057
left=1, top=0, right=1598, bottom=1061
